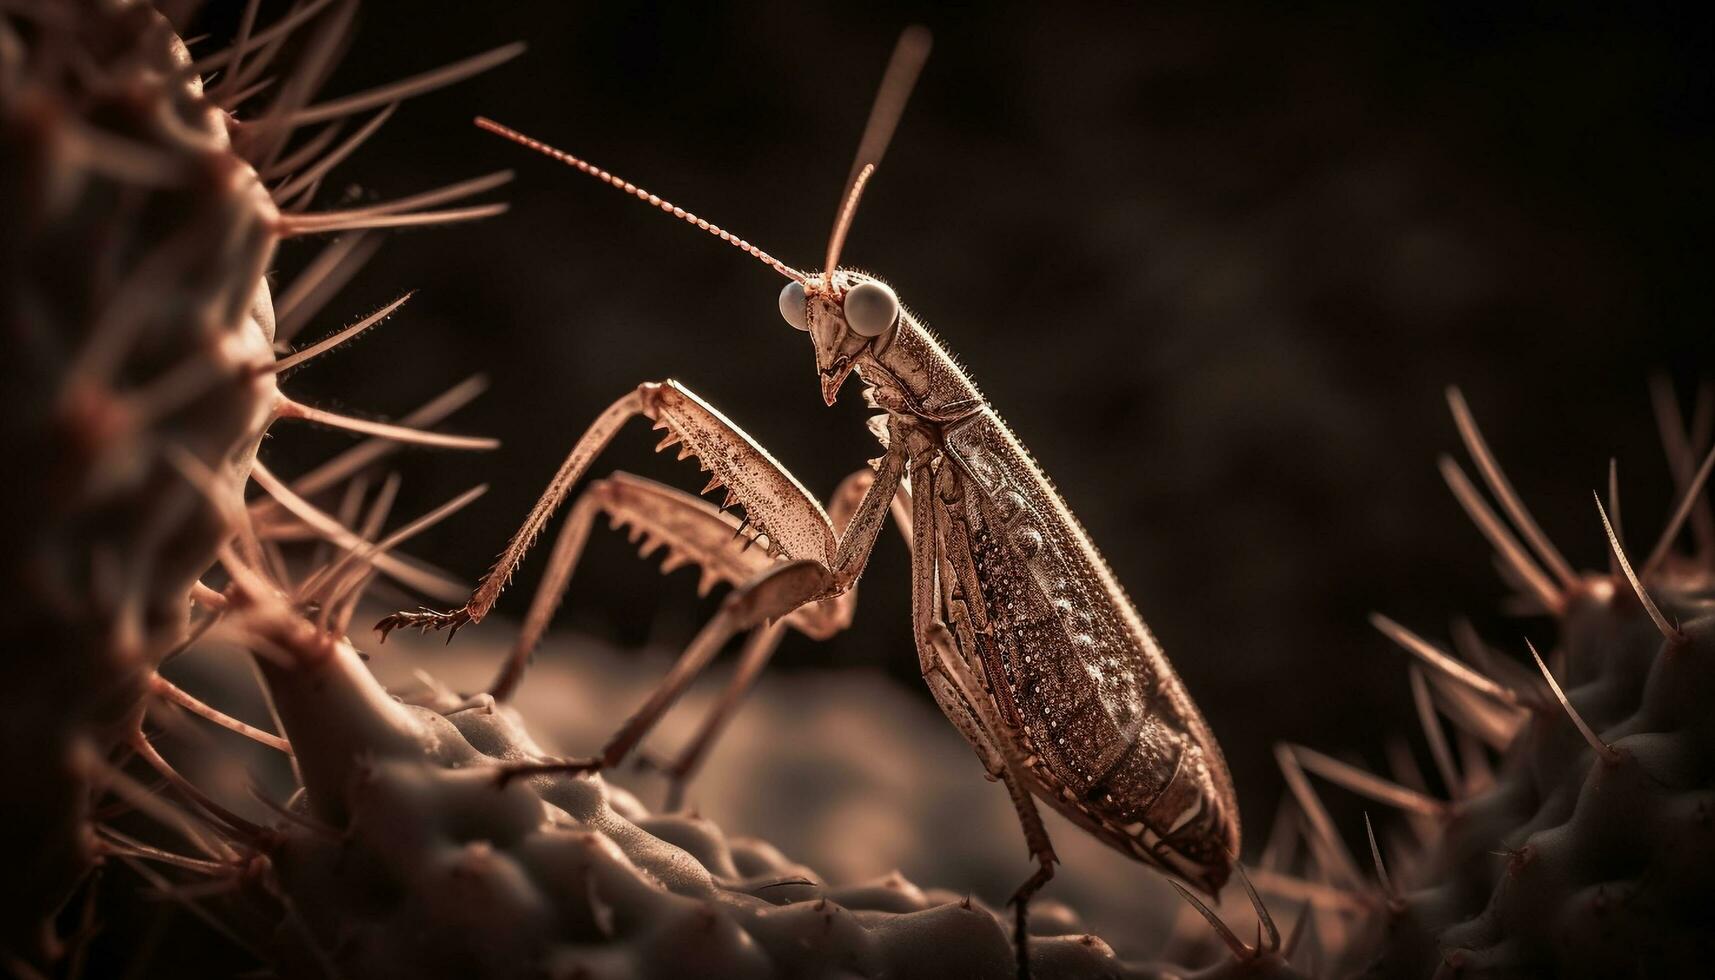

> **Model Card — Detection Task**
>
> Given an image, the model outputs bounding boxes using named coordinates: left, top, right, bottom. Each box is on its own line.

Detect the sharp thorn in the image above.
left=1409, top=664, right=1463, bottom=800
left=1425, top=670, right=1527, bottom=750
left=1594, top=492, right=1679, bottom=642
left=1167, top=880, right=1251, bottom=959
left=278, top=43, right=526, bottom=127
left=1608, top=457, right=1625, bottom=579
left=1234, top=860, right=1280, bottom=953
left=271, top=103, right=399, bottom=204
left=1289, top=743, right=1448, bottom=817
left=274, top=290, right=413, bottom=374
left=185, top=0, right=340, bottom=75
left=1438, top=455, right=1563, bottom=613
left=275, top=397, right=498, bottom=451
left=1274, top=743, right=1365, bottom=889
left=1643, top=438, right=1715, bottom=576
left=1528, top=639, right=1620, bottom=762
left=1373, top=612, right=1520, bottom=705
left=1447, top=385, right=1578, bottom=587
left=1363, top=812, right=1399, bottom=904
left=1283, top=900, right=1313, bottom=961
left=277, top=202, right=508, bottom=237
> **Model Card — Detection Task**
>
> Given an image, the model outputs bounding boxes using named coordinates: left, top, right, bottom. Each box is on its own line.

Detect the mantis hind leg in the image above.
left=920, top=621, right=1059, bottom=980
left=650, top=619, right=786, bottom=812
left=921, top=625, right=1058, bottom=978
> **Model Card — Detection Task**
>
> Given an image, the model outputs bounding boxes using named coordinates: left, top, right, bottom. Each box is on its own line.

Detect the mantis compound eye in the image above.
left=843, top=280, right=898, bottom=338
left=778, top=281, right=809, bottom=331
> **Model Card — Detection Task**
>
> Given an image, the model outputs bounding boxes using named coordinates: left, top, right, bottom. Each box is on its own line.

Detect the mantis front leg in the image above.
left=488, top=465, right=905, bottom=806
left=487, top=471, right=825, bottom=702
left=376, top=378, right=909, bottom=775
left=379, top=379, right=876, bottom=639
left=499, top=440, right=907, bottom=782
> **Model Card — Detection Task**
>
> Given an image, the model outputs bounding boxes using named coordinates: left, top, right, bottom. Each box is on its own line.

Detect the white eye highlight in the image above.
left=778, top=281, right=809, bottom=331
left=843, top=280, right=898, bottom=338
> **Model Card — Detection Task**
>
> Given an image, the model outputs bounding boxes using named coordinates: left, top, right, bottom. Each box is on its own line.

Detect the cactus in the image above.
left=1268, top=386, right=1715, bottom=978
left=0, top=0, right=513, bottom=967
left=109, top=547, right=1301, bottom=980
left=1, top=0, right=277, bottom=956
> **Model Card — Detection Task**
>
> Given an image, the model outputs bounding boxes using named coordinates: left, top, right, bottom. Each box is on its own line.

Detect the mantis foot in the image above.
left=1007, top=860, right=1055, bottom=980
left=374, top=606, right=473, bottom=643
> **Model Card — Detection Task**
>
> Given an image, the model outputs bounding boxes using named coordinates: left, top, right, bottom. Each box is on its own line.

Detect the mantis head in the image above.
left=778, top=271, right=899, bottom=406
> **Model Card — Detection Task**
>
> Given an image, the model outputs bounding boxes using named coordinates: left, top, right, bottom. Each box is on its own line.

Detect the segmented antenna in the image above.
left=823, top=26, right=933, bottom=280
left=474, top=117, right=805, bottom=282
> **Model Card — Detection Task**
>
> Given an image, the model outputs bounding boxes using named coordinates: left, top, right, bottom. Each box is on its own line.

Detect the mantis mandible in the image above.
left=378, top=27, right=1239, bottom=973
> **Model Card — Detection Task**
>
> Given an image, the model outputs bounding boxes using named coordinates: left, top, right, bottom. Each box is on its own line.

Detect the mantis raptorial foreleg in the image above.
left=489, top=470, right=848, bottom=701
left=483, top=462, right=909, bottom=805
left=379, top=378, right=893, bottom=638
left=377, top=384, right=653, bottom=640
left=497, top=436, right=906, bottom=782
left=909, top=460, right=1058, bottom=976
left=377, top=376, right=912, bottom=780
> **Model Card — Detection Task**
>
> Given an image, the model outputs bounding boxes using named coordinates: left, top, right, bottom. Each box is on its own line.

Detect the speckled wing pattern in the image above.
left=934, top=410, right=1238, bottom=879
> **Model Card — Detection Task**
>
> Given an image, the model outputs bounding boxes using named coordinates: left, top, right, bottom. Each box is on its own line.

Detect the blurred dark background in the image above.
left=208, top=1, right=1712, bottom=841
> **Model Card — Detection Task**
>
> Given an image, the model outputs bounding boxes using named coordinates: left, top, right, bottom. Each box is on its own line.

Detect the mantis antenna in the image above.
left=473, top=116, right=806, bottom=282
left=823, top=26, right=933, bottom=281
left=474, top=26, right=930, bottom=287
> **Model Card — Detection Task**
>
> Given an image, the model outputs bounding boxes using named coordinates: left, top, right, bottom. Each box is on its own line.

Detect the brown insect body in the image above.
left=381, top=29, right=1242, bottom=973
left=812, top=274, right=1239, bottom=893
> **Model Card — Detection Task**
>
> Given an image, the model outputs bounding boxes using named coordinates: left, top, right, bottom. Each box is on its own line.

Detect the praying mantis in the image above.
left=378, top=27, right=1239, bottom=973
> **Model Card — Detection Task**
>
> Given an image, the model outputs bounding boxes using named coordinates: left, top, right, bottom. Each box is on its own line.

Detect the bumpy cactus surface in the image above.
left=221, top=580, right=1297, bottom=980
left=1269, top=388, right=1715, bottom=978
